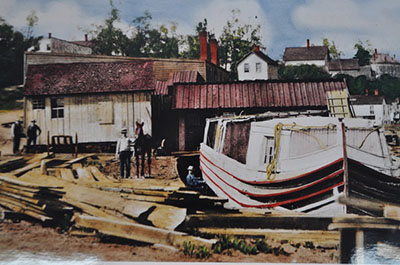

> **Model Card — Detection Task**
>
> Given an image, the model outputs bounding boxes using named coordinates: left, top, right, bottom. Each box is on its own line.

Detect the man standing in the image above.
left=27, top=120, right=41, bottom=153
left=11, top=119, right=23, bottom=154
left=115, top=128, right=133, bottom=179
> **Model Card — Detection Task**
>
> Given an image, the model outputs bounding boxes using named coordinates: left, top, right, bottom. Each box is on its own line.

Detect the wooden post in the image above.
left=341, top=122, right=349, bottom=198
left=47, top=131, right=50, bottom=156
left=75, top=133, right=78, bottom=158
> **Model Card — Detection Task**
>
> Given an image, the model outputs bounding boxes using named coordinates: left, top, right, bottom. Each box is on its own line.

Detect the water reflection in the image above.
left=0, top=250, right=99, bottom=265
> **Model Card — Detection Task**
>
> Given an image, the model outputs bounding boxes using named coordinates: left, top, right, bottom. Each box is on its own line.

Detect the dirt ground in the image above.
left=0, top=219, right=338, bottom=263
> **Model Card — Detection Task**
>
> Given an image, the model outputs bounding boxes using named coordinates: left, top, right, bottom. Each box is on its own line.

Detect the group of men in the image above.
left=11, top=119, right=41, bottom=154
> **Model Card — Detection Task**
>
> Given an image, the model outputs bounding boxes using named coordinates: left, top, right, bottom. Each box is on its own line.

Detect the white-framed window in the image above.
left=32, top=98, right=45, bottom=109
left=256, top=62, right=261, bottom=73
left=244, top=63, right=249, bottom=73
left=51, top=97, right=64, bottom=118
left=370, top=105, right=374, bottom=115
left=263, top=136, right=275, bottom=165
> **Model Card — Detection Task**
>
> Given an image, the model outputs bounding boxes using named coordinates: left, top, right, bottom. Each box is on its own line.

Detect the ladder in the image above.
left=327, top=91, right=354, bottom=118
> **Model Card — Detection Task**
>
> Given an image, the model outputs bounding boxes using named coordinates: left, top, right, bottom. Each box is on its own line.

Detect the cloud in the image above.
left=292, top=0, right=400, bottom=57
left=0, top=0, right=103, bottom=40
left=193, top=0, right=273, bottom=48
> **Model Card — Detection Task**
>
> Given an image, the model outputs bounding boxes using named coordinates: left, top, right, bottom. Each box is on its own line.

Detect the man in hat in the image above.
left=186, top=165, right=205, bottom=188
left=26, top=120, right=42, bottom=153
left=11, top=119, right=24, bottom=154
left=115, top=128, right=133, bottom=179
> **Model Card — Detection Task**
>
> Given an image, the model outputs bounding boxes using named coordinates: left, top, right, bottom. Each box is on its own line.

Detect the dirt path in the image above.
left=0, top=219, right=338, bottom=263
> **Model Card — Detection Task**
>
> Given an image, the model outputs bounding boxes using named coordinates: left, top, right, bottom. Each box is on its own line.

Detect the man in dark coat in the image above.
left=27, top=120, right=41, bottom=153
left=11, top=120, right=24, bottom=154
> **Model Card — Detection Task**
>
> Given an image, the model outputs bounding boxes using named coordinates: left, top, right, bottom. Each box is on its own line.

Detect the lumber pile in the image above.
left=0, top=153, right=218, bottom=249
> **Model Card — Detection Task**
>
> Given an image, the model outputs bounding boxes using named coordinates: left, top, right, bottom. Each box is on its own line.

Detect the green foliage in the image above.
left=218, top=9, right=262, bottom=79
left=183, top=241, right=211, bottom=259
left=278, top=64, right=331, bottom=80
left=0, top=16, right=41, bottom=89
left=0, top=86, right=23, bottom=110
left=323, top=38, right=343, bottom=59
left=91, top=0, right=129, bottom=56
left=339, top=74, right=400, bottom=99
left=353, top=40, right=372, bottom=66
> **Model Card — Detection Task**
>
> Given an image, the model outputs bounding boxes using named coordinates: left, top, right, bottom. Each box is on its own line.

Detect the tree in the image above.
left=218, top=9, right=262, bottom=79
left=0, top=16, right=41, bottom=88
left=91, top=0, right=129, bottom=56
left=353, top=40, right=372, bottom=66
left=180, top=19, right=210, bottom=59
left=278, top=64, right=331, bottom=80
left=322, top=38, right=342, bottom=59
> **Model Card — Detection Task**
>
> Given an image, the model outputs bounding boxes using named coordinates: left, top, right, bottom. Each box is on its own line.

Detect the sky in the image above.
left=1, top=0, right=400, bottom=61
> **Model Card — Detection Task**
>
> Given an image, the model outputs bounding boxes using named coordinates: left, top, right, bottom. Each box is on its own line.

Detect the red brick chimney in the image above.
left=199, top=31, right=208, bottom=61
left=85, top=34, right=88, bottom=42
left=374, top=89, right=379, bottom=96
left=307, top=39, right=310, bottom=48
left=210, top=38, right=218, bottom=65
left=254, top=45, right=260, bottom=52
left=48, top=33, right=52, bottom=38
left=365, top=89, right=369, bottom=95
left=374, top=48, right=378, bottom=56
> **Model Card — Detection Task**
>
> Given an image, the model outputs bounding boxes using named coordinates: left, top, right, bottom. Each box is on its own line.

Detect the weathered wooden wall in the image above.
left=25, top=92, right=151, bottom=144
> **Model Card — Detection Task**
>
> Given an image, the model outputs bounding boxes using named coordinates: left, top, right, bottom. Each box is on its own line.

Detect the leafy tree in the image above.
left=181, top=19, right=210, bottom=59
left=0, top=16, right=41, bottom=89
left=91, top=0, right=129, bottom=56
left=278, top=64, right=331, bottom=80
left=322, top=38, right=342, bottom=59
left=218, top=9, right=262, bottom=79
left=353, top=40, right=372, bottom=66
left=377, top=74, right=400, bottom=99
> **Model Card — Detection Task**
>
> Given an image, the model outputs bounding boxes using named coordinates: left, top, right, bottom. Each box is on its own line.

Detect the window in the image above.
left=32, top=98, right=45, bottom=109
left=370, top=105, right=374, bottom=115
left=244, top=63, right=249, bottom=73
left=256, top=63, right=261, bottom=73
left=263, top=136, right=275, bottom=165
left=51, top=97, right=64, bottom=118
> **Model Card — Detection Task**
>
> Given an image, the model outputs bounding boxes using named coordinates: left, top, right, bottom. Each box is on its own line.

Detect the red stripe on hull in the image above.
left=201, top=164, right=344, bottom=208
left=201, top=156, right=344, bottom=197
left=200, top=152, right=343, bottom=185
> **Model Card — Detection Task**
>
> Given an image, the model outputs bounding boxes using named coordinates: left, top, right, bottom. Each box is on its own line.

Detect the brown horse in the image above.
left=134, top=121, right=152, bottom=177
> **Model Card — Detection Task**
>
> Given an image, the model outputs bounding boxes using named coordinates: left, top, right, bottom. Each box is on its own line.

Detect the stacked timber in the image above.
left=0, top=153, right=217, bottom=249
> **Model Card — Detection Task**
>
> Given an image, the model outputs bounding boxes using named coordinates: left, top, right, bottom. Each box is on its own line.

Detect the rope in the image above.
left=265, top=123, right=336, bottom=181
left=357, top=127, right=380, bottom=149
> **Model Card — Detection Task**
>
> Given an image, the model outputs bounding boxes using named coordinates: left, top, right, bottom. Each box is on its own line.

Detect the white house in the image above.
left=283, top=40, right=329, bottom=70
left=370, top=49, right=400, bottom=78
left=237, top=46, right=278, bottom=81
left=349, top=95, right=391, bottom=124
left=29, top=33, right=92, bottom=55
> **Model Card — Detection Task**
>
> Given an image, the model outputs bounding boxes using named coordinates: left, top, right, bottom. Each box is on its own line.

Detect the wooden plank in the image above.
left=75, top=168, right=95, bottom=182
left=72, top=163, right=82, bottom=170
left=64, top=154, right=96, bottom=166
left=10, top=161, right=42, bottom=176
left=0, top=174, right=63, bottom=189
left=73, top=214, right=216, bottom=248
left=147, top=206, right=187, bottom=230
left=197, top=228, right=339, bottom=248
left=0, top=157, right=25, bottom=169
left=87, top=166, right=110, bottom=182
left=60, top=168, right=76, bottom=182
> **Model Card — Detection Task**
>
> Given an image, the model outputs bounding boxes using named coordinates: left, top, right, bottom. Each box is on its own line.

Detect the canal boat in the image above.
left=199, top=115, right=400, bottom=215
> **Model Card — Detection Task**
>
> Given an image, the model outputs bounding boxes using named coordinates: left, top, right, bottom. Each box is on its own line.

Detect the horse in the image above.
left=134, top=121, right=153, bottom=177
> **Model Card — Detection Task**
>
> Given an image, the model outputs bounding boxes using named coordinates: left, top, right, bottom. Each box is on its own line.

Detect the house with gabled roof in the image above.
left=349, top=94, right=391, bottom=124
left=283, top=39, right=329, bottom=70
left=328, top=58, right=371, bottom=78
left=237, top=46, right=279, bottom=81
left=23, top=32, right=230, bottom=149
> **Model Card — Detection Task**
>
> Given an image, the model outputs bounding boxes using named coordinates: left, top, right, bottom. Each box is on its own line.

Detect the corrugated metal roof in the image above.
left=172, top=80, right=347, bottom=109
left=154, top=71, right=204, bottom=95
left=25, top=61, right=155, bottom=96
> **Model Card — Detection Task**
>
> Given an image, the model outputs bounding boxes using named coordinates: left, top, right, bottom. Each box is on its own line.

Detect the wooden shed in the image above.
left=170, top=79, right=348, bottom=151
